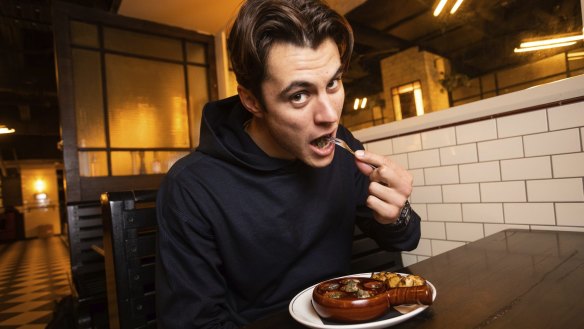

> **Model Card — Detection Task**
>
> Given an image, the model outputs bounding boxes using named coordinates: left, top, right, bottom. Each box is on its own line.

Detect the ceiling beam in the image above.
left=350, top=22, right=411, bottom=51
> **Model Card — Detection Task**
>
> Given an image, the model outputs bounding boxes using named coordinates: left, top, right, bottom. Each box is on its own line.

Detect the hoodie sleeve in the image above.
left=355, top=207, right=421, bottom=251
left=156, top=173, right=240, bottom=329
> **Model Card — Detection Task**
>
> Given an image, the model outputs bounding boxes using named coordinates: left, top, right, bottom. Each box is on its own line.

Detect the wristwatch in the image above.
left=388, top=200, right=411, bottom=230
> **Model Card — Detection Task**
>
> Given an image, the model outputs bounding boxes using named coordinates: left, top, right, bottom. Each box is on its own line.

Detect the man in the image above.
left=156, top=0, right=421, bottom=327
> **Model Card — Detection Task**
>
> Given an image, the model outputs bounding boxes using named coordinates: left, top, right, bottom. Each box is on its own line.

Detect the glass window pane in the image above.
left=497, top=54, right=566, bottom=88
left=570, top=68, right=584, bottom=77
left=106, top=54, right=190, bottom=148
left=72, top=49, right=105, bottom=147
left=188, top=65, right=209, bottom=147
left=568, top=48, right=584, bottom=70
left=78, top=151, right=108, bottom=177
left=111, top=151, right=189, bottom=176
left=103, top=27, right=182, bottom=61
left=70, top=21, right=99, bottom=47
left=481, top=75, right=496, bottom=93
left=451, top=77, right=481, bottom=101
left=187, top=42, right=207, bottom=64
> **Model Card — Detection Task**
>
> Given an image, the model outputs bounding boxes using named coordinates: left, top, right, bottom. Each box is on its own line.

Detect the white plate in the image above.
left=288, top=273, right=436, bottom=329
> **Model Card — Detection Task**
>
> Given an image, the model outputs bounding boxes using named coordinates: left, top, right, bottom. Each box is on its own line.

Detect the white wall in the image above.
left=355, top=75, right=584, bottom=267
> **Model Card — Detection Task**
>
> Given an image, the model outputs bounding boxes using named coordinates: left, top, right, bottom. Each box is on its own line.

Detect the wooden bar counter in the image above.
left=247, top=229, right=584, bottom=328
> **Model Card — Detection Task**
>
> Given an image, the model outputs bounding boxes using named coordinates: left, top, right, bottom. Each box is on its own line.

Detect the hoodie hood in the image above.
left=196, top=95, right=295, bottom=171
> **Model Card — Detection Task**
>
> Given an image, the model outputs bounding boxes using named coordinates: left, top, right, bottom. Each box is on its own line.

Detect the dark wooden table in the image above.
left=246, top=229, right=584, bottom=329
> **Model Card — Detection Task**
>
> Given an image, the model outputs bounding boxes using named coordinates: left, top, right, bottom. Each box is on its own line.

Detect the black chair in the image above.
left=350, top=225, right=404, bottom=273
left=66, top=200, right=108, bottom=329
left=101, top=190, right=158, bottom=329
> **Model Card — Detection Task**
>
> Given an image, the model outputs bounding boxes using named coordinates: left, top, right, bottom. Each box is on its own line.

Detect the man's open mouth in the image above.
left=311, top=134, right=333, bottom=149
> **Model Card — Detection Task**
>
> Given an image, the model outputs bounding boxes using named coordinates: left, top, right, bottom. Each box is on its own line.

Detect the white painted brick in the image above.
left=425, top=166, right=459, bottom=185
left=480, top=181, right=526, bottom=202
left=401, top=254, right=419, bottom=267
left=527, top=178, right=584, bottom=202
left=365, top=139, right=393, bottom=155
left=388, top=153, right=409, bottom=169
left=443, top=184, right=480, bottom=203
left=431, top=240, right=466, bottom=256
left=421, top=221, right=446, bottom=239
left=410, top=238, right=432, bottom=256
left=421, top=127, right=456, bottom=150
left=478, top=137, right=523, bottom=161
left=440, top=144, right=478, bottom=165
left=497, top=109, right=548, bottom=138
left=410, top=169, right=425, bottom=186
left=446, top=222, right=484, bottom=242
left=411, top=203, right=428, bottom=221
left=556, top=203, right=584, bottom=227
left=393, top=134, right=422, bottom=154
left=524, top=129, right=581, bottom=157
left=408, top=149, right=440, bottom=169
left=548, top=101, right=584, bottom=130
left=411, top=186, right=443, bottom=203
left=462, top=203, right=504, bottom=223
left=552, top=153, right=584, bottom=178
left=484, top=224, right=530, bottom=236
left=456, top=119, right=497, bottom=144
left=582, top=128, right=584, bottom=147
left=460, top=161, right=501, bottom=183
left=427, top=203, right=462, bottom=222
left=503, top=203, right=555, bottom=225
left=501, top=157, right=552, bottom=181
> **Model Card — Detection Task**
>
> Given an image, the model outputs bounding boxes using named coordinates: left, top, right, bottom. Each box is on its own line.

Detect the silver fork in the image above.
left=329, top=137, right=377, bottom=169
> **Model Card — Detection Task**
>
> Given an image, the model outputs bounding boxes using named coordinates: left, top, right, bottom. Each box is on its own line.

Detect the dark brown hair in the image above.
left=228, top=0, right=354, bottom=101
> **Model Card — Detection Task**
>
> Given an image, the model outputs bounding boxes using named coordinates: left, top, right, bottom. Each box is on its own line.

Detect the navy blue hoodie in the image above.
left=156, top=96, right=420, bottom=328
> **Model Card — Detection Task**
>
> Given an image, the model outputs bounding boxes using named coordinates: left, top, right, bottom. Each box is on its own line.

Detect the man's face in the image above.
left=254, top=38, right=344, bottom=167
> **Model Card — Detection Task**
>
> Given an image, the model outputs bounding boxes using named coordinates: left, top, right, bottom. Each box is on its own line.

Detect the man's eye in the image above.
left=290, top=92, right=308, bottom=104
left=328, top=78, right=341, bottom=90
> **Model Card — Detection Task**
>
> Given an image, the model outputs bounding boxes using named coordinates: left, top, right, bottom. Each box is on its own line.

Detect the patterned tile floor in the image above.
left=0, top=236, right=71, bottom=329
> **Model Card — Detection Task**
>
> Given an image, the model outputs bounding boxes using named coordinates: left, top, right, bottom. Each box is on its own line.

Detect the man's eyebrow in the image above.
left=278, top=66, right=344, bottom=99
left=279, top=81, right=312, bottom=98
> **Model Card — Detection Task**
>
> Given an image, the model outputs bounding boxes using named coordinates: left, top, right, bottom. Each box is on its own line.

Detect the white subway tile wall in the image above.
left=497, top=110, right=548, bottom=138
left=364, top=101, right=584, bottom=265
left=456, top=119, right=497, bottom=144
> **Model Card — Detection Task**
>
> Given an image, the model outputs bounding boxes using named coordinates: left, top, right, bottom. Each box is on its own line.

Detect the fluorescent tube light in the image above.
left=514, top=41, right=577, bottom=53
left=433, top=0, right=448, bottom=16
left=520, top=34, right=584, bottom=48
left=450, top=0, right=464, bottom=14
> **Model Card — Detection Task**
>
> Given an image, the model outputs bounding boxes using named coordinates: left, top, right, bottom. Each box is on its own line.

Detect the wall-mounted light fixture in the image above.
left=0, top=125, right=15, bottom=134
left=33, top=179, right=48, bottom=201
left=514, top=32, right=584, bottom=53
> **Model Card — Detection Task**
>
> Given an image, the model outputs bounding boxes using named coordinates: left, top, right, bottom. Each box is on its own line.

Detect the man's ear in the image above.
left=238, top=86, right=264, bottom=118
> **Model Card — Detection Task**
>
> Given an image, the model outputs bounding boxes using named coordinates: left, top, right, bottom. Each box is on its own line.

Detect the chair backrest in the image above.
left=67, top=200, right=106, bottom=299
left=350, top=226, right=403, bottom=273
left=101, top=190, right=158, bottom=329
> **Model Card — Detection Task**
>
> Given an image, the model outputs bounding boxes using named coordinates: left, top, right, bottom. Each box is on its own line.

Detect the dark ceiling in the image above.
left=343, top=0, right=583, bottom=98
left=0, top=0, right=582, bottom=161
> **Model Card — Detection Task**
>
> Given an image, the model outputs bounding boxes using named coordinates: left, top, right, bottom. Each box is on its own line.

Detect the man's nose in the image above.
left=314, top=94, right=339, bottom=123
